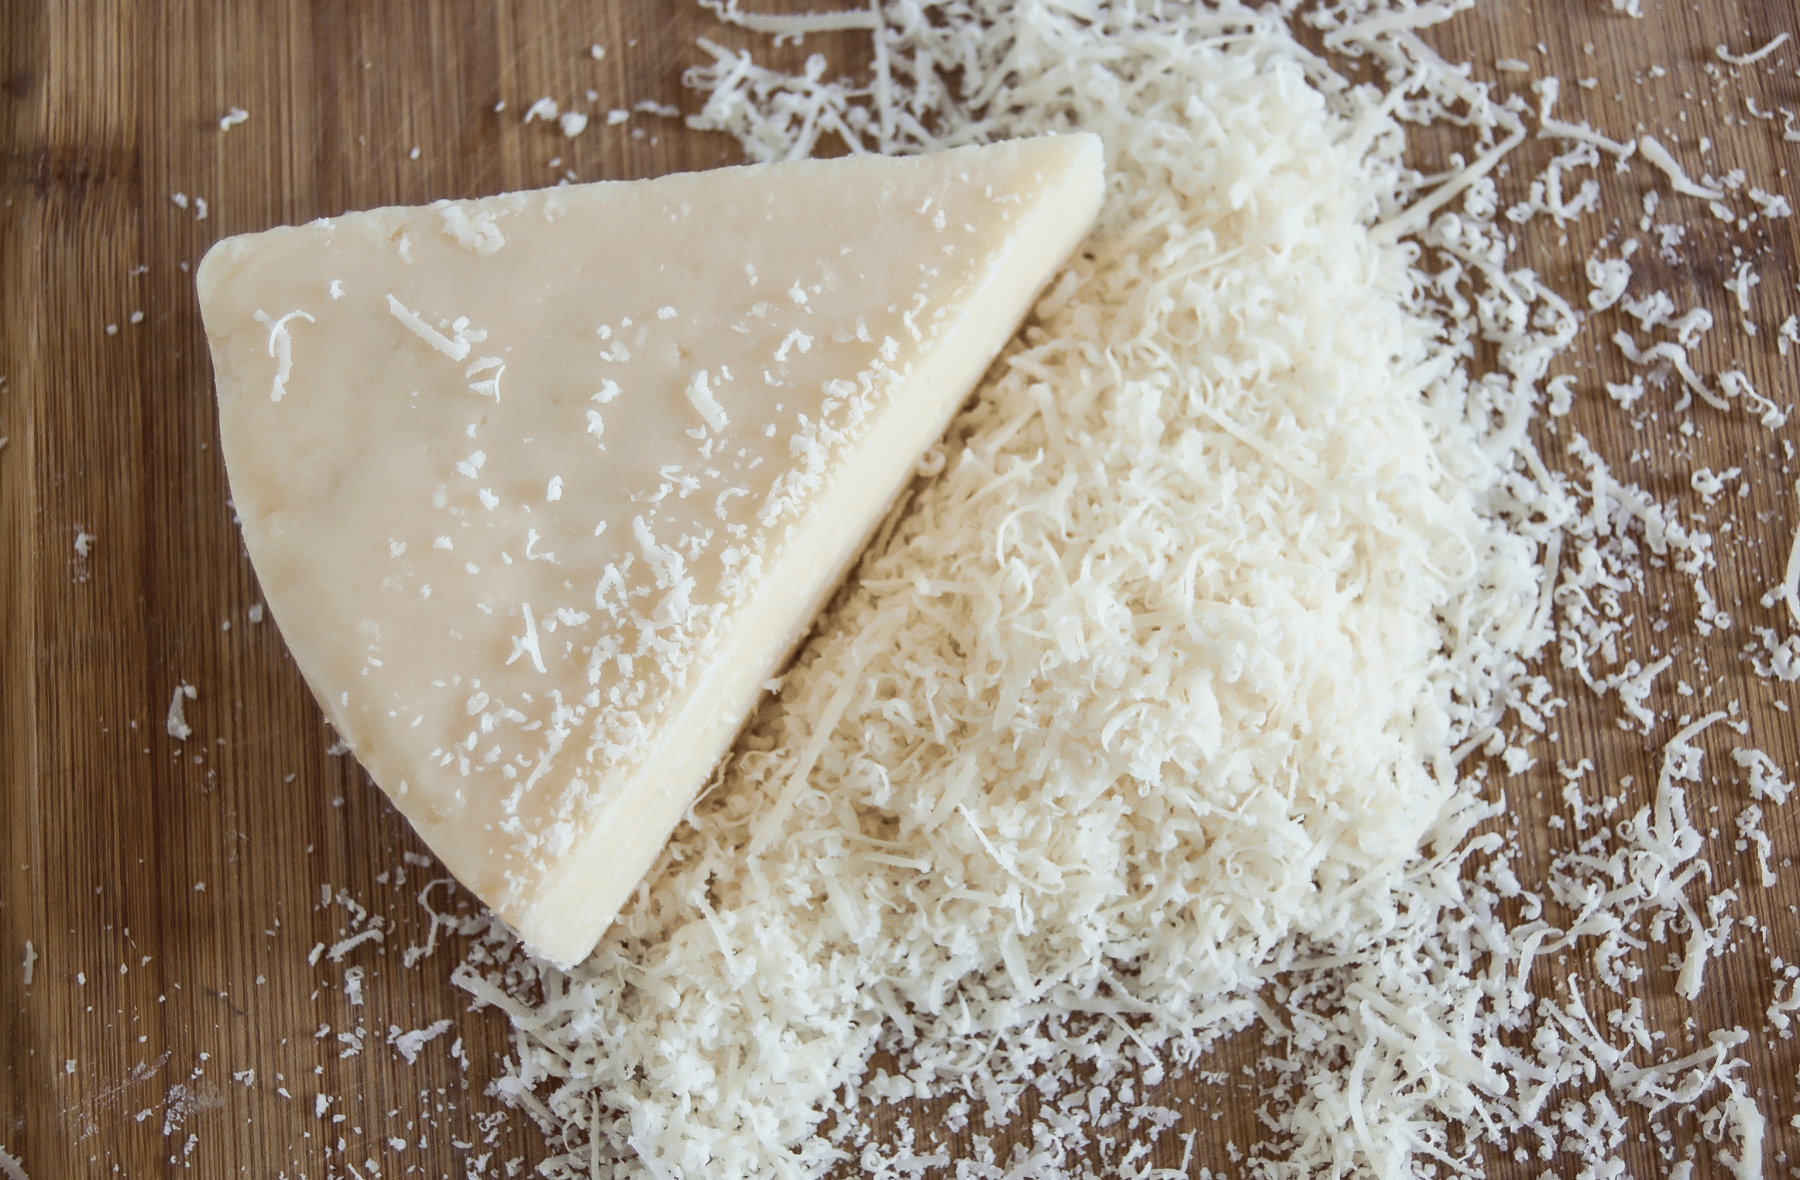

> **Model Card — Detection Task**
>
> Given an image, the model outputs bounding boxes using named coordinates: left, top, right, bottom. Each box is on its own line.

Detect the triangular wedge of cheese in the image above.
left=198, top=134, right=1104, bottom=967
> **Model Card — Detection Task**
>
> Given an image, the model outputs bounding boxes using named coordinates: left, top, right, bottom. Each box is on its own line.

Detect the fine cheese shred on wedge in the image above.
left=197, top=135, right=1105, bottom=967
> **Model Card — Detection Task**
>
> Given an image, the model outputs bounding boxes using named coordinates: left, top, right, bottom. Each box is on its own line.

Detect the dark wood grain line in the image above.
left=0, top=0, right=48, bottom=1169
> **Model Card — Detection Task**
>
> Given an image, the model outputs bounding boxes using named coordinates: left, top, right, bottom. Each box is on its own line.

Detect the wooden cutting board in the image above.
left=4, top=1, right=1798, bottom=1176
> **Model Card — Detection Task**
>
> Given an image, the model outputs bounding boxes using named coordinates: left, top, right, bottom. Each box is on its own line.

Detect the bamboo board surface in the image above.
left=3, top=1, right=1799, bottom=1176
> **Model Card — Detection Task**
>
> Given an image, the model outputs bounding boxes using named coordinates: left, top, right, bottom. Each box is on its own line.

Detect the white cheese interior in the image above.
left=198, top=135, right=1104, bottom=967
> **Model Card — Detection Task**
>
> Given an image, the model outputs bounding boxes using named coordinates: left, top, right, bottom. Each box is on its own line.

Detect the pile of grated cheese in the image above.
left=446, top=2, right=1800, bottom=1177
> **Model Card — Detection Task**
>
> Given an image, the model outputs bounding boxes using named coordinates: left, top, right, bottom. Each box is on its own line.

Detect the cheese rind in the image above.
left=198, top=135, right=1104, bottom=967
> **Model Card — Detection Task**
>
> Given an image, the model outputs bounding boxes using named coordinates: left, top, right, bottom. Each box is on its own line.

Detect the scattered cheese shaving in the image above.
left=1716, top=32, right=1790, bottom=67
left=385, top=295, right=472, bottom=361
left=683, top=369, right=729, bottom=432
left=1639, top=136, right=1726, bottom=201
left=165, top=682, right=197, bottom=741
left=388, top=1019, right=453, bottom=1064
left=251, top=309, right=316, bottom=402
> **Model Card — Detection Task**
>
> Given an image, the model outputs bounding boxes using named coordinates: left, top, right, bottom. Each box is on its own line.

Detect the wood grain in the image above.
left=3, top=1, right=1799, bottom=1176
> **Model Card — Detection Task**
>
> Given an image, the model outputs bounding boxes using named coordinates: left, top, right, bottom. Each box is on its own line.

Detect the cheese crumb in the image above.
left=387, top=1019, right=453, bottom=1064
left=684, top=369, right=729, bottom=432
left=385, top=295, right=472, bottom=361
left=165, top=682, right=197, bottom=741
left=251, top=309, right=316, bottom=402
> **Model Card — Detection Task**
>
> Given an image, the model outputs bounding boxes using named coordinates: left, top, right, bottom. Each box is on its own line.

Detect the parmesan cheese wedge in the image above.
left=198, top=135, right=1104, bottom=967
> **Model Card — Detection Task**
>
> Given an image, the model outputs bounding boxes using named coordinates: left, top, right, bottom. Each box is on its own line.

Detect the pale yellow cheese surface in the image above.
left=198, top=135, right=1104, bottom=967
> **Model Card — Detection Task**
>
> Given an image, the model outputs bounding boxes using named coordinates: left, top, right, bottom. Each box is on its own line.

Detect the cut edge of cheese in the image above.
left=515, top=170, right=1103, bottom=962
